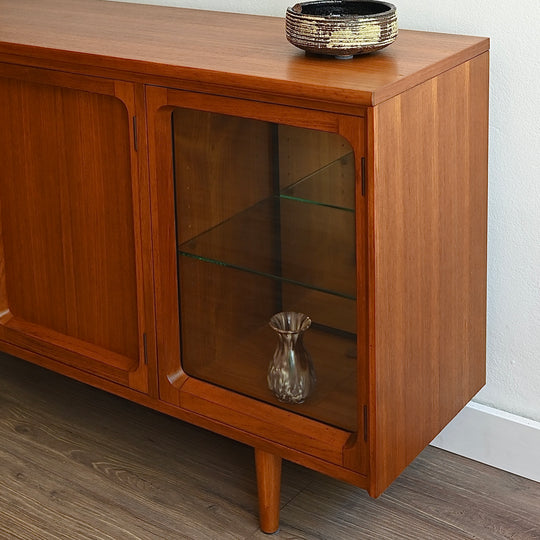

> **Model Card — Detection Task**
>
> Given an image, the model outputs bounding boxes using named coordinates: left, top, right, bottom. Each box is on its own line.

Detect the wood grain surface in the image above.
left=0, top=0, right=489, bottom=108
left=368, top=51, right=489, bottom=496
left=0, top=65, right=152, bottom=392
left=255, top=448, right=282, bottom=534
left=1, top=353, right=538, bottom=540
left=0, top=72, right=137, bottom=360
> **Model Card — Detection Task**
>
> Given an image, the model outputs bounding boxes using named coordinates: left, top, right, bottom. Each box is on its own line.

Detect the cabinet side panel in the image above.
left=370, top=52, right=489, bottom=495
left=0, top=77, right=139, bottom=361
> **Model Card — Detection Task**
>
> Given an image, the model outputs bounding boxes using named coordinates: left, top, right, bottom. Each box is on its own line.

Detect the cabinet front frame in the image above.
left=146, top=85, right=369, bottom=475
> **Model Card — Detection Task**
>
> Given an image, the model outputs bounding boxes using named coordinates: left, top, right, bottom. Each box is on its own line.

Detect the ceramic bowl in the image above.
left=286, top=0, right=398, bottom=58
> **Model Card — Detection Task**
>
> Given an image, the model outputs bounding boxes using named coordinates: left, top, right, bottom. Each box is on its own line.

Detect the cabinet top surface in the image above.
left=0, top=0, right=489, bottom=107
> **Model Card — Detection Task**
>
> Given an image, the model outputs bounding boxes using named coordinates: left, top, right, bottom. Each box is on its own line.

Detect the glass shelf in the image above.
left=279, top=152, right=355, bottom=212
left=178, top=196, right=356, bottom=300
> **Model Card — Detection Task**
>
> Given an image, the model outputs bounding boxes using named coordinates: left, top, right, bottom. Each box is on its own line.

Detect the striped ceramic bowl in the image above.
left=286, top=1, right=397, bottom=58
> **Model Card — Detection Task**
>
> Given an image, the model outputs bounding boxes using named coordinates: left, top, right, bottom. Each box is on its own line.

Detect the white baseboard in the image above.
left=430, top=402, right=540, bottom=483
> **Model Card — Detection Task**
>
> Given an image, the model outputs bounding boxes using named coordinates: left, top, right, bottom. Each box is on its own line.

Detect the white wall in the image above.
left=388, top=0, right=540, bottom=425
left=113, top=0, right=540, bottom=424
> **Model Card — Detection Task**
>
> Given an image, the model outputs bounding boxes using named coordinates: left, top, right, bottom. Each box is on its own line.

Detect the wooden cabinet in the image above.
left=0, top=0, right=489, bottom=533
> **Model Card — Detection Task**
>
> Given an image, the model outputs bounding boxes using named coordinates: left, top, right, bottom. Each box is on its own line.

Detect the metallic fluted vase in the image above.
left=267, top=311, right=316, bottom=404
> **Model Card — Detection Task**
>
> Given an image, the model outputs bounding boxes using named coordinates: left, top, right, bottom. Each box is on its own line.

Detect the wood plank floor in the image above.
left=1, top=353, right=539, bottom=539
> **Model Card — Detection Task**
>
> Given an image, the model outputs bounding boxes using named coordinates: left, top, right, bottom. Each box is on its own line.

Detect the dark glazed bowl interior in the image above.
left=297, top=1, right=391, bottom=17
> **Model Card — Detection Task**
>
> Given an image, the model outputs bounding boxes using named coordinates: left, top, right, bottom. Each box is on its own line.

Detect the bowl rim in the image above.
left=287, top=0, right=396, bottom=19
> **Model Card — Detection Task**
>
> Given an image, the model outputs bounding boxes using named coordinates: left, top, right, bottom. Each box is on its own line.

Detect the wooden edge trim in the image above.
left=179, top=378, right=350, bottom=466
left=366, top=106, right=378, bottom=496
left=371, top=39, right=490, bottom=105
left=0, top=51, right=367, bottom=116
left=0, top=320, right=134, bottom=385
left=0, top=59, right=115, bottom=94
left=161, top=86, right=348, bottom=130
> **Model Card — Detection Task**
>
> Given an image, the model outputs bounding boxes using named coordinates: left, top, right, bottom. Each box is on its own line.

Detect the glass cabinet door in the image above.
left=173, top=108, right=357, bottom=431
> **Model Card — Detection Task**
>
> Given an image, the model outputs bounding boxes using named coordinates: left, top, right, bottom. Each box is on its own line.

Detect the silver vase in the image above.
left=267, top=311, right=316, bottom=404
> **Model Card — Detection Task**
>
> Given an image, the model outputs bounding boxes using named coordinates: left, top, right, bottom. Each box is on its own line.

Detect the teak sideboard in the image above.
left=0, top=0, right=488, bottom=532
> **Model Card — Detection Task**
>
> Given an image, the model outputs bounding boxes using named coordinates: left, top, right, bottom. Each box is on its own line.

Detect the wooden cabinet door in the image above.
left=0, top=65, right=154, bottom=393
left=147, top=86, right=368, bottom=476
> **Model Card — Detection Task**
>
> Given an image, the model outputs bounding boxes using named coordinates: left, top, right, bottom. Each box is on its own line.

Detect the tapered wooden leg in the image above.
left=255, top=448, right=282, bottom=534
